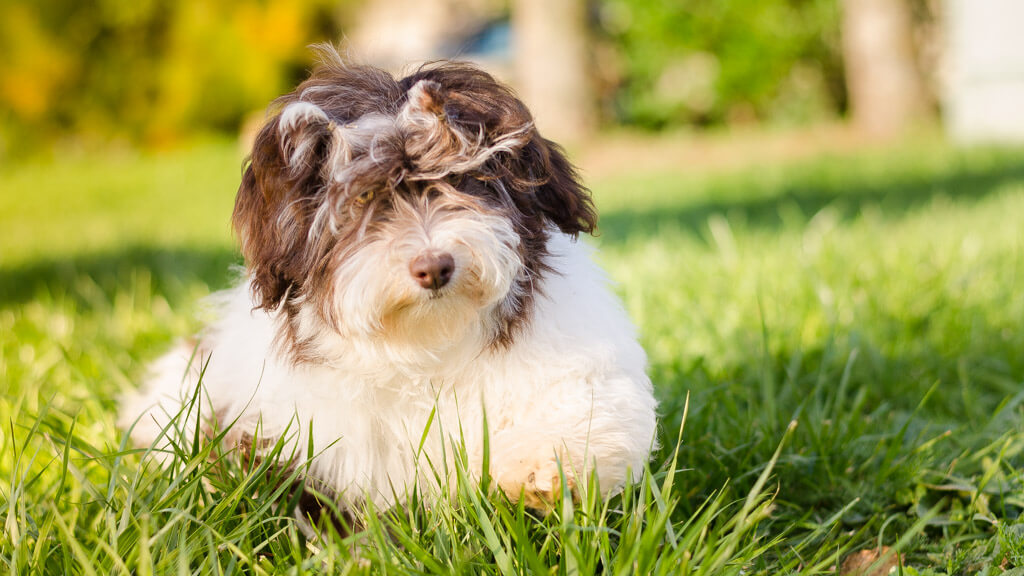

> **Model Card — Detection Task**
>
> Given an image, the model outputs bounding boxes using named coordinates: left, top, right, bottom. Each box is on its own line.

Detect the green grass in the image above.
left=3, top=135, right=1024, bottom=574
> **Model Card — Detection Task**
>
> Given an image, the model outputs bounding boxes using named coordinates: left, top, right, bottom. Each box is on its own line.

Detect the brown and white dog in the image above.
left=120, top=45, right=657, bottom=514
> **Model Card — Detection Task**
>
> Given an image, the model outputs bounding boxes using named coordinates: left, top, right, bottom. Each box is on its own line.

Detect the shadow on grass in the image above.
left=0, top=246, right=241, bottom=309
left=597, top=156, right=1024, bottom=243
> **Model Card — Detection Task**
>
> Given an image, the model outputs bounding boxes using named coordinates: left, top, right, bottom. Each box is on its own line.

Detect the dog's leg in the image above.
left=486, top=371, right=657, bottom=512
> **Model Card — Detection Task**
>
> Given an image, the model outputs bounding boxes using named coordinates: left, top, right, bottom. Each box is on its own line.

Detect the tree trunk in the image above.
left=512, top=0, right=594, bottom=142
left=841, top=0, right=929, bottom=136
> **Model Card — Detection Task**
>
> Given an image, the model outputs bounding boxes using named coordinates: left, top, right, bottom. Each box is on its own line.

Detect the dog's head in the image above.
left=233, top=45, right=596, bottom=362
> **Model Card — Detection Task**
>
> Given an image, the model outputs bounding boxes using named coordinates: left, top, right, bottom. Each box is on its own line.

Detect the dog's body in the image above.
left=120, top=46, right=657, bottom=512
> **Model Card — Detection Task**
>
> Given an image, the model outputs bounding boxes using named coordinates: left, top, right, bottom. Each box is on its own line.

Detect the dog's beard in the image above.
left=290, top=204, right=524, bottom=368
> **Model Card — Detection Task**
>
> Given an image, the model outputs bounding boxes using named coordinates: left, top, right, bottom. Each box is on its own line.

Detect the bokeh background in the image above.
left=0, top=0, right=1004, bottom=156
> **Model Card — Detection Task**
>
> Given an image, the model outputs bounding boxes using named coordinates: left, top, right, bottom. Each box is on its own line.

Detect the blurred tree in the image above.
left=512, top=0, right=595, bottom=141
left=598, top=0, right=846, bottom=129
left=0, top=0, right=344, bottom=157
left=841, top=0, right=930, bottom=135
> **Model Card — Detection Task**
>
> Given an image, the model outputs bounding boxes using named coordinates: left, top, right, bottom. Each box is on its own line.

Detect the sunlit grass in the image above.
left=0, top=138, right=241, bottom=268
left=3, top=137, right=1024, bottom=573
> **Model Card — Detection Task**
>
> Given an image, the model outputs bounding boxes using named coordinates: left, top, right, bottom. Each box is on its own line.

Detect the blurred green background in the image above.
left=0, top=0, right=946, bottom=157
left=0, top=0, right=343, bottom=154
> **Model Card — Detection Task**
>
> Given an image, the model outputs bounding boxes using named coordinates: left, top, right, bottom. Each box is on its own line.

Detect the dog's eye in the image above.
left=355, top=190, right=375, bottom=205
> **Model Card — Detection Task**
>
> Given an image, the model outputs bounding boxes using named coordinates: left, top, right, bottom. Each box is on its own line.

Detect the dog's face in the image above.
left=233, top=47, right=597, bottom=361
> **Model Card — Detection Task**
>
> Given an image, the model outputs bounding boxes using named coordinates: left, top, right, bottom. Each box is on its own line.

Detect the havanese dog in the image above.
left=120, top=45, right=657, bottom=519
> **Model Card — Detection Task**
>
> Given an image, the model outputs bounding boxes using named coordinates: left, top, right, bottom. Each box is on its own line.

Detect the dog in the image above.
left=120, top=45, right=658, bottom=516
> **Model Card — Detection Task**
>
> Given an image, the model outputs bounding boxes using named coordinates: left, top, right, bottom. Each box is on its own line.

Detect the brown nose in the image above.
left=409, top=252, right=455, bottom=290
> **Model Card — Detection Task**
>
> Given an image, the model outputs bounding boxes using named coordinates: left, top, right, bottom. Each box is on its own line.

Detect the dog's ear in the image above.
left=233, top=101, right=336, bottom=310
left=519, top=134, right=598, bottom=237
left=396, top=65, right=595, bottom=235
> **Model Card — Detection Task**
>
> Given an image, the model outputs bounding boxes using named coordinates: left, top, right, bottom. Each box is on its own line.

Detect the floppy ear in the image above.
left=522, top=135, right=598, bottom=237
left=233, top=101, right=337, bottom=310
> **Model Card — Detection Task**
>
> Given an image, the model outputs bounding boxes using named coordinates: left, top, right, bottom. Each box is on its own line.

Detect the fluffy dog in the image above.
left=120, top=45, right=657, bottom=515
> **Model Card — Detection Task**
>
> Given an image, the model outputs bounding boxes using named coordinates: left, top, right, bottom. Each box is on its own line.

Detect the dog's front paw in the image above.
left=494, top=454, right=577, bottom=512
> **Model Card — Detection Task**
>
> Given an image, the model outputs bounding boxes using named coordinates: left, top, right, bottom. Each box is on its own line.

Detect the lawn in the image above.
left=2, top=134, right=1023, bottom=574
